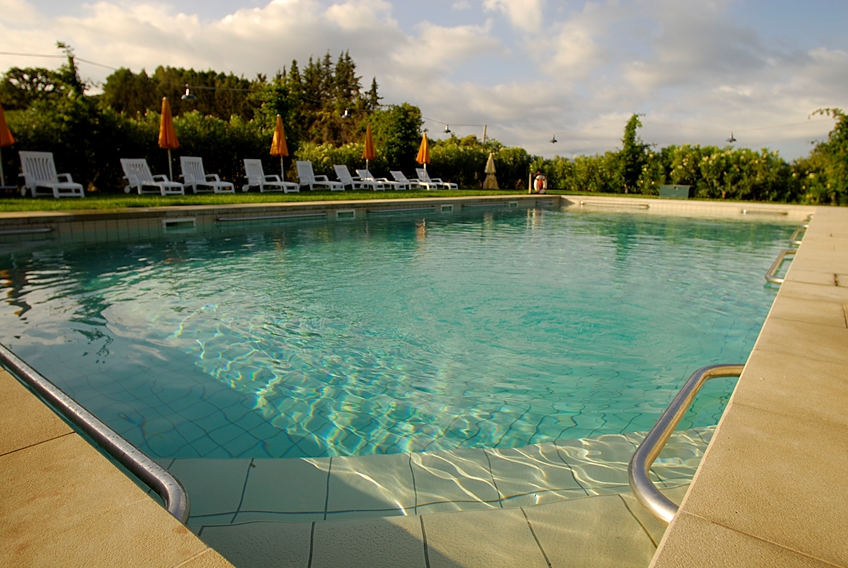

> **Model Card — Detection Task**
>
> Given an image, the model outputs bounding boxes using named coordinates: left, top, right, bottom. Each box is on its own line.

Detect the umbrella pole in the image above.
left=0, top=147, right=4, bottom=187
left=280, top=156, right=285, bottom=181
left=167, top=149, right=173, bottom=181
left=366, top=158, right=369, bottom=171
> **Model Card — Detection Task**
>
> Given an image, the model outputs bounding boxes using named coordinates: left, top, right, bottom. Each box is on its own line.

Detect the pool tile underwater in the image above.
left=485, top=443, right=585, bottom=500
left=327, top=453, right=416, bottom=514
left=424, top=508, right=548, bottom=568
left=411, top=448, right=499, bottom=508
left=240, top=458, right=331, bottom=515
left=169, top=459, right=251, bottom=517
left=176, top=427, right=713, bottom=535
left=524, top=495, right=657, bottom=568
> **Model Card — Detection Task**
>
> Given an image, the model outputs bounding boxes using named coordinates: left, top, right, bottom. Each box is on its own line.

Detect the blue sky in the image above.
left=3, top=0, right=847, bottom=159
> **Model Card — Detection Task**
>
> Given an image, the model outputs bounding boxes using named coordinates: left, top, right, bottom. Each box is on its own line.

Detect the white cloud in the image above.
left=0, top=0, right=846, bottom=160
left=483, top=0, right=544, bottom=32
left=0, top=0, right=40, bottom=22
left=388, top=19, right=504, bottom=86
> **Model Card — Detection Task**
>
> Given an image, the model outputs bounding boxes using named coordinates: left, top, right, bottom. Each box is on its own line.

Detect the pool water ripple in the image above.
left=0, top=209, right=792, bottom=459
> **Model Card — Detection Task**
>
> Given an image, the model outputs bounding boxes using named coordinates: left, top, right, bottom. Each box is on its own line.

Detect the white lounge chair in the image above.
left=416, top=168, right=458, bottom=190
left=296, top=161, right=344, bottom=191
left=390, top=171, right=421, bottom=190
left=120, top=159, right=184, bottom=196
left=334, top=165, right=384, bottom=191
left=179, top=156, right=235, bottom=194
left=18, top=151, right=84, bottom=198
left=357, top=169, right=406, bottom=190
left=243, top=159, right=299, bottom=193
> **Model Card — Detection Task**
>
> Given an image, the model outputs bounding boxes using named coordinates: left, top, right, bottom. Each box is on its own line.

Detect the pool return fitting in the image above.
left=628, top=364, right=744, bottom=524
left=0, top=342, right=190, bottom=524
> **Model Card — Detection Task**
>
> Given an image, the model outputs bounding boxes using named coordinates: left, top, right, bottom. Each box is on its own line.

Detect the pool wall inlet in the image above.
left=1, top=195, right=845, bottom=568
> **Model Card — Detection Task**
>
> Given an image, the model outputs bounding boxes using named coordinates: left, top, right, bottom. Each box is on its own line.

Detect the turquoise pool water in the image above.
left=0, top=208, right=791, bottom=459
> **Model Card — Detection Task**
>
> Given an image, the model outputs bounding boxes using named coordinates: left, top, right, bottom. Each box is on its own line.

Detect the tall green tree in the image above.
left=620, top=113, right=649, bottom=193
left=793, top=108, right=848, bottom=204
left=368, top=103, right=423, bottom=174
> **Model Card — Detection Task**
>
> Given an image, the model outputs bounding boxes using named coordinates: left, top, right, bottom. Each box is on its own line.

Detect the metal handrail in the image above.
left=789, top=227, right=805, bottom=246
left=628, top=364, right=744, bottom=524
left=765, top=249, right=797, bottom=284
left=0, top=343, right=190, bottom=524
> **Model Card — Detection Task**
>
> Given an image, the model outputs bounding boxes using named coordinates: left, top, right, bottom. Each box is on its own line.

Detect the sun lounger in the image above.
left=243, top=159, right=299, bottom=193
left=120, top=158, right=184, bottom=196
left=19, top=151, right=84, bottom=198
left=296, top=161, right=344, bottom=191
left=357, top=169, right=406, bottom=190
left=416, top=168, right=458, bottom=190
left=180, top=156, right=235, bottom=194
left=390, top=171, right=422, bottom=190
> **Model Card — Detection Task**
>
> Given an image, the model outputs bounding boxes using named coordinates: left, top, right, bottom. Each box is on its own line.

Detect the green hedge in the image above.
left=4, top=94, right=846, bottom=204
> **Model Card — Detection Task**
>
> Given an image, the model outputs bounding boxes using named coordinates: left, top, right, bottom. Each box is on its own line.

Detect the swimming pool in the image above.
left=0, top=207, right=792, bottom=460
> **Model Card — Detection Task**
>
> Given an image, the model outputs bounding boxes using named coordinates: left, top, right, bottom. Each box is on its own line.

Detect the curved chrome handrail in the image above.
left=789, top=227, right=805, bottom=246
left=0, top=343, right=190, bottom=524
left=628, top=364, right=744, bottom=524
left=765, top=249, right=797, bottom=284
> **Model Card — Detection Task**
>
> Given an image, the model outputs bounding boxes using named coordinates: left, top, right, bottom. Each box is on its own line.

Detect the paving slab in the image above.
left=0, top=434, right=216, bottom=567
left=733, top=348, right=848, bottom=428
left=679, top=403, right=848, bottom=567
left=0, top=369, right=72, bottom=455
left=653, top=512, right=837, bottom=568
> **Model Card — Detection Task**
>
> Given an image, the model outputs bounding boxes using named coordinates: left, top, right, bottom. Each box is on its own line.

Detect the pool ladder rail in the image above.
left=0, top=342, right=190, bottom=524
left=628, top=364, right=744, bottom=524
left=764, top=217, right=809, bottom=284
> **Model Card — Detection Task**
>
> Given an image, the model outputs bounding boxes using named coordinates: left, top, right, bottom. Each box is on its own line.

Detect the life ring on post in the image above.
left=534, top=173, right=547, bottom=194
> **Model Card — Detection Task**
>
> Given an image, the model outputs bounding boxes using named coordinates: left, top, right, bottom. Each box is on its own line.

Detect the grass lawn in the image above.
left=0, top=188, right=672, bottom=213
left=0, top=188, right=548, bottom=212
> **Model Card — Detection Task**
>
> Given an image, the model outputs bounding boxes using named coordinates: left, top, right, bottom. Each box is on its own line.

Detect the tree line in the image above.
left=1, top=43, right=845, bottom=204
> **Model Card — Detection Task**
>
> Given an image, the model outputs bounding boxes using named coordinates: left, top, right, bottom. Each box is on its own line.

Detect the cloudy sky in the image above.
left=2, top=0, right=847, bottom=159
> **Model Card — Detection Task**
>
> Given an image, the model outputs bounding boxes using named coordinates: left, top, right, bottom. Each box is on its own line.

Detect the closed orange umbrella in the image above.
left=416, top=132, right=430, bottom=170
left=158, top=97, right=179, bottom=180
left=361, top=123, right=376, bottom=170
left=0, top=101, right=15, bottom=187
left=270, top=114, right=289, bottom=180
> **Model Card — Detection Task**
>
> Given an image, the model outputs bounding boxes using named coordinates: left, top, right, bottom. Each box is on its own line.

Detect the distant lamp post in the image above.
left=726, top=132, right=737, bottom=143
left=550, top=134, right=558, bottom=144
left=180, top=85, right=197, bottom=101
left=444, top=124, right=452, bottom=134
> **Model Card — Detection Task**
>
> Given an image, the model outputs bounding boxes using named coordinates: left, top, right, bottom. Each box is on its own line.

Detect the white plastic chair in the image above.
left=416, top=168, right=458, bottom=190
left=243, top=159, right=299, bottom=193
left=390, top=171, right=421, bottom=190
left=334, top=165, right=384, bottom=191
left=357, top=169, right=406, bottom=190
left=179, top=156, right=235, bottom=194
left=120, top=159, right=184, bottom=196
left=296, top=161, right=344, bottom=191
left=18, top=151, right=84, bottom=198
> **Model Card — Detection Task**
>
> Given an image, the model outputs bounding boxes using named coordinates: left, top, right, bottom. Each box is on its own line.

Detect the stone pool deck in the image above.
left=1, top=195, right=845, bottom=567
